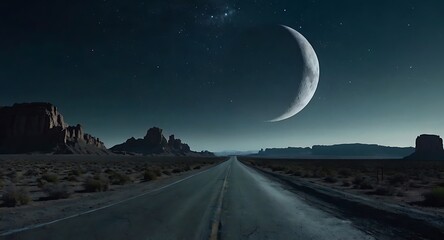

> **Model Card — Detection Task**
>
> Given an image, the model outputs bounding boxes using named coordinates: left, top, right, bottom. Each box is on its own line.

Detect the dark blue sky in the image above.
left=1, top=0, right=443, bottom=151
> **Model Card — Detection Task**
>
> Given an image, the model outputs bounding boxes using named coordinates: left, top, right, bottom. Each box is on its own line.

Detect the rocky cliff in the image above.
left=111, top=127, right=212, bottom=156
left=406, top=134, right=444, bottom=160
left=0, top=103, right=110, bottom=154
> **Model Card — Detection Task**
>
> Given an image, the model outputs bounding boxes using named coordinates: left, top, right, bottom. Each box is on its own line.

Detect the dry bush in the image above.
left=353, top=176, right=373, bottom=189
left=184, top=164, right=191, bottom=171
left=162, top=170, right=171, bottom=176
left=352, top=176, right=365, bottom=185
left=423, top=187, right=444, bottom=207
left=108, top=171, right=131, bottom=185
left=44, top=183, right=71, bottom=200
left=83, top=175, right=109, bottom=192
left=1, top=185, right=31, bottom=207
left=144, top=170, right=157, bottom=181
left=65, top=175, right=79, bottom=182
left=153, top=169, right=162, bottom=177
left=292, top=170, right=303, bottom=176
left=388, top=173, right=408, bottom=186
left=342, top=180, right=351, bottom=187
left=41, top=173, right=59, bottom=183
left=338, top=169, right=353, bottom=178
left=324, top=176, right=338, bottom=183
left=172, top=168, right=182, bottom=174
left=270, top=165, right=286, bottom=172
left=372, top=186, right=397, bottom=196
left=24, top=168, right=39, bottom=177
left=193, top=165, right=201, bottom=170
left=6, top=171, right=19, bottom=183
left=69, top=169, right=82, bottom=176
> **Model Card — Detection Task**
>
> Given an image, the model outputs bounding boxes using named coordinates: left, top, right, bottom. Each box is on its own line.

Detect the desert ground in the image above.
left=0, top=155, right=224, bottom=231
left=1, top=156, right=444, bottom=239
left=239, top=157, right=444, bottom=211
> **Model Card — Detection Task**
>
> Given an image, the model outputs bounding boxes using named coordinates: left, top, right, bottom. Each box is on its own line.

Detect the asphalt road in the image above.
left=3, top=157, right=375, bottom=240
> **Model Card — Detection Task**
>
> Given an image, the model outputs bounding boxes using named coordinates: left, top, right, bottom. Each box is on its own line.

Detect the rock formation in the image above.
left=0, top=103, right=110, bottom=154
left=406, top=134, right=444, bottom=160
left=111, top=127, right=211, bottom=156
left=255, top=144, right=415, bottom=158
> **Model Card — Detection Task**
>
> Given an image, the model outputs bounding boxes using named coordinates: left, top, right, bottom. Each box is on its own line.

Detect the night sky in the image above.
left=1, top=0, right=444, bottom=151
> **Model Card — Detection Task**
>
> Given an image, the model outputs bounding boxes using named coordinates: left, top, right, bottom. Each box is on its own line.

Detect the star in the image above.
left=200, top=5, right=237, bottom=26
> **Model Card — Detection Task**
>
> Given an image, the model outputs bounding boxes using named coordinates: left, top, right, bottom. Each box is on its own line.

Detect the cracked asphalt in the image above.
left=3, top=157, right=373, bottom=240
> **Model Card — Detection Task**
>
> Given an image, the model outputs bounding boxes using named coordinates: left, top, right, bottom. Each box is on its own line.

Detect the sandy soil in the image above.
left=0, top=155, right=224, bottom=232
left=240, top=158, right=444, bottom=214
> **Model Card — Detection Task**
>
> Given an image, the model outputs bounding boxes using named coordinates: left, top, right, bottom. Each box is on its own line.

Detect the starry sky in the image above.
left=1, top=0, right=444, bottom=151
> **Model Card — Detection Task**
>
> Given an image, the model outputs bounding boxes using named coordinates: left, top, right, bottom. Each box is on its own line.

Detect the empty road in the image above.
left=1, top=157, right=394, bottom=239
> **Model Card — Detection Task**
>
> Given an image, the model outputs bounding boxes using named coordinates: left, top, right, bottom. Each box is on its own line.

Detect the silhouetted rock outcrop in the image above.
left=311, top=144, right=414, bottom=158
left=0, top=103, right=110, bottom=154
left=111, top=127, right=212, bottom=156
left=406, top=134, right=444, bottom=160
left=254, top=144, right=414, bottom=159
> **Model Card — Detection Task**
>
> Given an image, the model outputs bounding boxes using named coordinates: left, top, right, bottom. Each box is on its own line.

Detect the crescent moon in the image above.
left=267, top=25, right=320, bottom=122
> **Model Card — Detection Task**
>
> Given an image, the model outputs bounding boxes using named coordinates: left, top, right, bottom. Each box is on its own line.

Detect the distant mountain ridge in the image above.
left=255, top=143, right=415, bottom=159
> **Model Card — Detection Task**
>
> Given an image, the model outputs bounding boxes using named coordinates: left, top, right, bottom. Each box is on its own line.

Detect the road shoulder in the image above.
left=241, top=161, right=444, bottom=239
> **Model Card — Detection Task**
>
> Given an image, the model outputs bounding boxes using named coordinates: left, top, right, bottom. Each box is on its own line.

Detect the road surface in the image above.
left=0, top=157, right=402, bottom=240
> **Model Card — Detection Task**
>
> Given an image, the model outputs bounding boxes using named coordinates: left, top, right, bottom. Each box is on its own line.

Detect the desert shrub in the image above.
left=44, top=183, right=71, bottom=200
left=83, top=176, right=109, bottom=192
left=7, top=171, right=19, bottom=183
left=338, top=169, right=353, bottom=178
left=193, top=165, right=201, bottom=170
left=24, top=168, right=39, bottom=177
left=423, top=187, right=444, bottom=207
left=396, top=191, right=404, bottom=197
left=172, top=168, right=182, bottom=174
left=1, top=186, right=31, bottom=207
left=353, top=176, right=373, bottom=189
left=162, top=170, right=171, bottom=176
left=69, top=168, right=83, bottom=177
left=324, top=176, right=338, bottom=183
left=311, top=170, right=325, bottom=178
left=352, top=176, right=364, bottom=185
left=41, top=173, right=59, bottom=183
left=270, top=166, right=286, bottom=172
left=388, top=173, right=408, bottom=186
left=358, top=180, right=374, bottom=190
left=153, top=169, right=162, bottom=177
left=373, top=186, right=396, bottom=196
left=184, top=165, right=191, bottom=171
left=292, top=170, right=303, bottom=177
left=144, top=170, right=157, bottom=181
left=109, top=171, right=131, bottom=185
left=66, top=175, right=79, bottom=182
left=342, top=181, right=351, bottom=187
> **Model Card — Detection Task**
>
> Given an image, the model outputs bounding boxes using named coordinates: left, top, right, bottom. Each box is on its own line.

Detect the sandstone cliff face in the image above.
left=0, top=103, right=109, bottom=154
left=406, top=134, right=444, bottom=160
left=111, top=127, right=210, bottom=156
